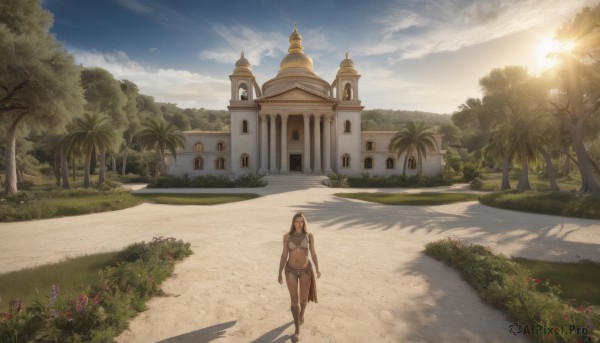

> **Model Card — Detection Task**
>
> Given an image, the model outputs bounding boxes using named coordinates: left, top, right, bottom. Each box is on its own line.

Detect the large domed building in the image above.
left=166, top=26, right=444, bottom=179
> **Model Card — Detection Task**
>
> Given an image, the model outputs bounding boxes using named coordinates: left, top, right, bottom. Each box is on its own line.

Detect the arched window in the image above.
left=341, top=154, right=350, bottom=168
left=242, top=120, right=248, bottom=134
left=364, top=157, right=373, bottom=169
left=344, top=120, right=351, bottom=133
left=238, top=83, right=248, bottom=100
left=408, top=157, right=417, bottom=170
left=241, top=153, right=249, bottom=168
left=217, top=141, right=224, bottom=151
left=343, top=83, right=352, bottom=100
left=386, top=158, right=394, bottom=169
left=194, top=157, right=203, bottom=170
left=215, top=157, right=225, bottom=170
left=366, top=141, right=374, bottom=151
left=194, top=143, right=203, bottom=152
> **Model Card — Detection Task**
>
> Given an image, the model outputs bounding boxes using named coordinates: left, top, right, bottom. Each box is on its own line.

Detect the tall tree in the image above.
left=119, top=80, right=141, bottom=175
left=550, top=5, right=600, bottom=194
left=0, top=0, right=84, bottom=195
left=388, top=121, right=438, bottom=176
left=80, top=67, right=127, bottom=183
left=62, top=113, right=118, bottom=188
left=136, top=117, right=185, bottom=177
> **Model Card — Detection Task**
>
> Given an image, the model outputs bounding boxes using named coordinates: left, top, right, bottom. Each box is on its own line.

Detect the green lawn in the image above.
left=132, top=193, right=260, bottom=205
left=0, top=252, right=120, bottom=312
left=513, top=258, right=600, bottom=306
left=479, top=170, right=582, bottom=192
left=334, top=192, right=479, bottom=205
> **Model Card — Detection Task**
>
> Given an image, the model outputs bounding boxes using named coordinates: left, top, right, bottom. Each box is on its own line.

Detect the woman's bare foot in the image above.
left=291, top=333, right=300, bottom=342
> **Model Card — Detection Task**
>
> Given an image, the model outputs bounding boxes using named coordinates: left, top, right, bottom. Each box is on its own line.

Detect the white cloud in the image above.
left=71, top=48, right=230, bottom=109
left=199, top=24, right=287, bottom=66
left=198, top=24, right=335, bottom=67
left=365, top=0, right=595, bottom=60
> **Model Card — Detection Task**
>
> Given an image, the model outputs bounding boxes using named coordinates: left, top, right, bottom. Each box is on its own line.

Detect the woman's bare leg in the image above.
left=285, top=272, right=301, bottom=341
left=298, top=272, right=311, bottom=325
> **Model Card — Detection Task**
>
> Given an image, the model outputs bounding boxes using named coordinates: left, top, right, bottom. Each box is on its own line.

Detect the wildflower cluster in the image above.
left=0, top=237, right=193, bottom=342
left=425, top=238, right=600, bottom=343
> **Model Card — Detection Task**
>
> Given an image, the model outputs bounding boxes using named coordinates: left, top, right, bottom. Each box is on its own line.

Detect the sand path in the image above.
left=1, top=184, right=599, bottom=342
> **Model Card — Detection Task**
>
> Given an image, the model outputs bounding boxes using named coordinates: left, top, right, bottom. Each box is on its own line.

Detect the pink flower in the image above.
left=9, top=299, right=22, bottom=313
left=76, top=294, right=88, bottom=313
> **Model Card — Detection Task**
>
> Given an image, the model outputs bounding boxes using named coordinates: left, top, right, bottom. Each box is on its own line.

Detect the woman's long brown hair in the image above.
left=288, top=212, right=309, bottom=234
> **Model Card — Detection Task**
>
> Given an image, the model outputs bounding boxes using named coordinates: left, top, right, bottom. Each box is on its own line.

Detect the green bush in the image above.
left=425, top=238, right=600, bottom=342
left=0, top=237, right=193, bottom=342
left=326, top=173, right=348, bottom=188
left=470, top=177, right=482, bottom=190
left=462, top=163, right=481, bottom=182
left=345, top=174, right=451, bottom=188
left=147, top=174, right=266, bottom=188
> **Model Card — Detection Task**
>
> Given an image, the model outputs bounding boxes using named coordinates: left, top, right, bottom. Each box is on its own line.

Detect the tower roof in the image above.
left=336, top=52, right=358, bottom=77
left=279, top=25, right=314, bottom=71
left=232, top=51, right=253, bottom=77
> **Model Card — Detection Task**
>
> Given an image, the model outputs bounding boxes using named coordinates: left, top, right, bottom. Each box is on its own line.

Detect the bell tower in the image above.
left=228, top=52, right=261, bottom=176
left=332, top=52, right=363, bottom=176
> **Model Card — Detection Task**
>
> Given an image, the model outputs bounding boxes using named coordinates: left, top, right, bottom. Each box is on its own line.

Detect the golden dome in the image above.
left=232, top=52, right=253, bottom=76
left=279, top=25, right=313, bottom=71
left=336, top=52, right=358, bottom=76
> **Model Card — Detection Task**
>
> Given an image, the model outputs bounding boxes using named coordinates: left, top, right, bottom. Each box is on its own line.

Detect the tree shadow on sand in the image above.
left=297, top=196, right=600, bottom=262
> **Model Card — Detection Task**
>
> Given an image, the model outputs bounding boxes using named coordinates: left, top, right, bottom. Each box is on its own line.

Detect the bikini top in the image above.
left=288, top=233, right=309, bottom=250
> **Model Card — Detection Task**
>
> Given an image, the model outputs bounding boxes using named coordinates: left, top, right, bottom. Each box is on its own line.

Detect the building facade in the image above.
left=166, top=26, right=444, bottom=178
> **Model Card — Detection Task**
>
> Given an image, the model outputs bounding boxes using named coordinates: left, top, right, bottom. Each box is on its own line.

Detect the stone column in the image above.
left=323, top=113, right=332, bottom=174
left=280, top=114, right=288, bottom=174
left=259, top=113, right=268, bottom=173
left=303, top=113, right=311, bottom=173
left=269, top=114, right=277, bottom=173
left=313, top=114, right=322, bottom=174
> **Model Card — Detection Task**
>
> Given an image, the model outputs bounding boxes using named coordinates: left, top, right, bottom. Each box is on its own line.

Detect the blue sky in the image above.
left=44, top=0, right=595, bottom=114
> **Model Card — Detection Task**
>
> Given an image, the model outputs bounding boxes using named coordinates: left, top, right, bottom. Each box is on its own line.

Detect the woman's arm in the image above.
left=308, top=233, right=321, bottom=278
left=278, top=234, right=289, bottom=284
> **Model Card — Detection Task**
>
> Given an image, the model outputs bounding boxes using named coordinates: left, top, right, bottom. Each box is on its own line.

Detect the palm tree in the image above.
left=62, top=112, right=118, bottom=188
left=136, top=117, right=185, bottom=177
left=388, top=121, right=438, bottom=176
left=483, top=123, right=516, bottom=190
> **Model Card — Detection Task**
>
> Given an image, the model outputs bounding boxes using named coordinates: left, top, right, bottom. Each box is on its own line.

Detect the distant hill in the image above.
left=160, top=103, right=450, bottom=132
left=361, top=109, right=451, bottom=131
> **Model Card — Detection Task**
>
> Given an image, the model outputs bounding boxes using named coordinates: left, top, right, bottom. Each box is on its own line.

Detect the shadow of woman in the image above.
left=157, top=320, right=237, bottom=343
left=249, top=322, right=294, bottom=343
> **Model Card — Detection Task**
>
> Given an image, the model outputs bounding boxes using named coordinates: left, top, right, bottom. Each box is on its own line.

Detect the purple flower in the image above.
left=49, top=284, right=60, bottom=306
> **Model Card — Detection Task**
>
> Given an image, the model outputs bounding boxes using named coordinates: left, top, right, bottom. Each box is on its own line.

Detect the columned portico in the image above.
left=280, top=114, right=288, bottom=173
left=323, top=113, right=332, bottom=174
left=303, top=113, right=311, bottom=173
left=269, top=114, right=277, bottom=173
left=259, top=113, right=268, bottom=173
left=313, top=114, right=322, bottom=173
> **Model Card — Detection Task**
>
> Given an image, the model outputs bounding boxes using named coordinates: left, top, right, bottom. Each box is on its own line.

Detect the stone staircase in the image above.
left=263, top=174, right=329, bottom=188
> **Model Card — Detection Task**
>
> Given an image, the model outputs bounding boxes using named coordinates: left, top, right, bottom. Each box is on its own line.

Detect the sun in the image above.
left=535, top=37, right=575, bottom=71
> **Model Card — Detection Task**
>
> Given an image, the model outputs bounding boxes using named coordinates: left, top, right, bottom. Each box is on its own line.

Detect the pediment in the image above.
left=257, top=85, right=335, bottom=103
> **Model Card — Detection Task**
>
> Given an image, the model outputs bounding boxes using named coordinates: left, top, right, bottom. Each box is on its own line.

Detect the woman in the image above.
left=278, top=212, right=321, bottom=342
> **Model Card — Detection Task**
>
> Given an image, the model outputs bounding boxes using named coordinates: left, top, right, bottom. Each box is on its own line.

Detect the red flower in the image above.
left=533, top=278, right=541, bottom=284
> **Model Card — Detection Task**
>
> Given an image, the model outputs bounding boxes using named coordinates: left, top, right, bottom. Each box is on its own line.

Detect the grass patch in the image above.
left=512, top=258, right=600, bottom=306
left=480, top=191, right=600, bottom=219
left=0, top=188, right=144, bottom=222
left=0, top=252, right=120, bottom=312
left=133, top=193, right=260, bottom=205
left=335, top=192, right=479, bottom=205
left=479, top=171, right=582, bottom=192
left=425, top=238, right=600, bottom=342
